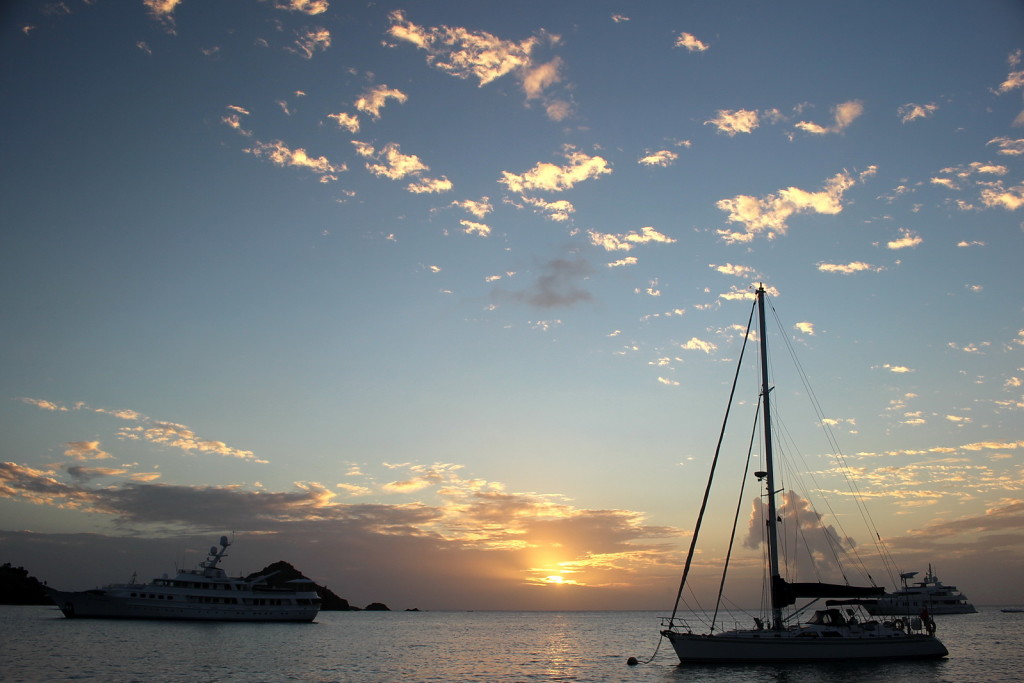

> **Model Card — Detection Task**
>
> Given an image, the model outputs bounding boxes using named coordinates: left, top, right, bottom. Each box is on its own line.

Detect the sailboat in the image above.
left=660, top=285, right=948, bottom=662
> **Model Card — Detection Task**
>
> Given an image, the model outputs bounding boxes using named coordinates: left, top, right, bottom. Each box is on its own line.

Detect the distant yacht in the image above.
left=865, top=565, right=977, bottom=616
left=48, top=536, right=321, bottom=622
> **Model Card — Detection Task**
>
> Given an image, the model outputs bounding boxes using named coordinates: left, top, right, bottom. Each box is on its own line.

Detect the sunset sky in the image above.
left=2, top=0, right=1023, bottom=611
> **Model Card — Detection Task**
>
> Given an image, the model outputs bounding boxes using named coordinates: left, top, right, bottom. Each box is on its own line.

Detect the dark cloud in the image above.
left=494, top=257, right=593, bottom=308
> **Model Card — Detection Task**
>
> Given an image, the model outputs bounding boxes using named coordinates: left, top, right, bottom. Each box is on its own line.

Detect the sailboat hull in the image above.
left=662, top=630, right=948, bottom=663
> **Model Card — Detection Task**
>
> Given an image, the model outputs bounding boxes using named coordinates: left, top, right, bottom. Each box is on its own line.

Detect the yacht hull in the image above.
left=49, top=590, right=318, bottom=622
left=662, top=630, right=948, bottom=663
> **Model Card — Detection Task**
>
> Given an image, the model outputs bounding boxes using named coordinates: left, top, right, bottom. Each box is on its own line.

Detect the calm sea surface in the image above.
left=2, top=606, right=1022, bottom=682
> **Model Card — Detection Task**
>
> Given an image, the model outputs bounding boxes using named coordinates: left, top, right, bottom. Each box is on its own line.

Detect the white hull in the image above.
left=50, top=589, right=318, bottom=622
left=48, top=536, right=321, bottom=623
left=663, top=629, right=948, bottom=662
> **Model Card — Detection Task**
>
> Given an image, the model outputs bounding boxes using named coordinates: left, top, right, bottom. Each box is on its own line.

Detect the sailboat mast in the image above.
left=756, top=284, right=784, bottom=630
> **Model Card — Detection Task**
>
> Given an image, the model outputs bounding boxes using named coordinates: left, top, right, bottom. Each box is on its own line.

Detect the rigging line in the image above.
left=765, top=296, right=882, bottom=586
left=711, top=395, right=762, bottom=633
left=669, top=297, right=757, bottom=623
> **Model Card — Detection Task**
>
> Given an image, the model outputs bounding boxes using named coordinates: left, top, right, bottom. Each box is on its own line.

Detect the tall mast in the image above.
left=757, top=284, right=783, bottom=630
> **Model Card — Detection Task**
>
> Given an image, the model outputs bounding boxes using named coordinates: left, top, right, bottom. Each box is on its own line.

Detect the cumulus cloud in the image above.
left=459, top=220, right=491, bottom=237
left=407, top=176, right=453, bottom=194
left=817, top=261, right=885, bottom=275
left=517, top=196, right=575, bottom=222
left=979, top=181, right=1024, bottom=210
left=706, top=109, right=759, bottom=136
left=451, top=197, right=493, bottom=218
left=794, top=100, right=863, bottom=135
left=354, top=84, right=408, bottom=120
left=587, top=226, right=675, bottom=252
left=745, top=490, right=855, bottom=580
left=710, top=263, right=757, bottom=278
left=716, top=171, right=857, bottom=243
left=638, top=150, right=678, bottom=167
left=987, top=137, right=1024, bottom=156
left=681, top=338, right=716, bottom=353
left=500, top=149, right=611, bottom=193
left=269, top=0, right=329, bottom=15
left=353, top=141, right=434, bottom=184
left=20, top=398, right=264, bottom=463
left=898, top=102, right=938, bottom=123
left=674, top=32, right=709, bottom=52
left=887, top=228, right=923, bottom=249
left=143, top=0, right=181, bottom=30
left=64, top=441, right=112, bottom=461
left=288, top=28, right=331, bottom=59
left=327, top=111, right=360, bottom=133
left=386, top=10, right=569, bottom=120
left=247, top=140, right=344, bottom=177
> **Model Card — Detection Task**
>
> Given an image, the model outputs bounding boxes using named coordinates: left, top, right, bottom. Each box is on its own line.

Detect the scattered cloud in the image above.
left=269, top=0, right=329, bottom=15
left=459, top=220, right=491, bottom=237
left=706, top=109, right=759, bottom=136
left=452, top=197, right=493, bottom=219
left=710, top=263, right=757, bottom=278
left=674, top=32, right=709, bottom=52
left=288, top=27, right=331, bottom=59
left=386, top=10, right=569, bottom=120
left=500, top=149, right=611, bottom=193
left=327, top=111, right=360, bottom=133
left=898, top=103, right=938, bottom=123
left=587, top=226, right=675, bottom=252
left=517, top=196, right=575, bottom=222
left=794, top=100, right=863, bottom=135
left=886, top=228, right=923, bottom=249
left=716, top=171, right=858, bottom=243
left=638, top=150, right=679, bottom=167
left=816, top=262, right=885, bottom=275
left=987, top=137, right=1024, bottom=156
left=63, top=441, right=112, bottom=461
left=795, top=322, right=815, bottom=336
left=247, top=140, right=344, bottom=177
left=355, top=84, right=408, bottom=120
left=681, top=337, right=716, bottom=353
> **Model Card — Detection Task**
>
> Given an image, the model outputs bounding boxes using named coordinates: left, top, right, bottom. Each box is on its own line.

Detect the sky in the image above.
left=1, top=0, right=1023, bottom=611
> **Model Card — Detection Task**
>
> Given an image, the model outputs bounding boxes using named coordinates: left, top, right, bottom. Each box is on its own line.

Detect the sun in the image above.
left=544, top=575, right=565, bottom=584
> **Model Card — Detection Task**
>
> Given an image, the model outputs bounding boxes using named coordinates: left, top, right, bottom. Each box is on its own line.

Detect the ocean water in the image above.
left=1, top=606, right=1022, bottom=682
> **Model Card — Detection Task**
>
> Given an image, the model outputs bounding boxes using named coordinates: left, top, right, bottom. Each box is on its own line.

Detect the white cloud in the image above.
left=674, top=32, right=709, bottom=52
left=452, top=198, right=493, bottom=218
left=681, top=337, right=717, bottom=353
left=270, top=0, right=329, bottom=15
left=587, top=226, right=675, bottom=252
left=706, top=109, right=759, bottom=136
left=246, top=140, right=344, bottom=176
left=288, top=28, right=331, bottom=59
left=500, top=149, right=611, bottom=193
left=817, top=262, right=885, bottom=275
left=638, top=150, right=678, bottom=167
left=898, top=103, right=938, bottom=123
left=327, top=112, right=360, bottom=133
left=795, top=100, right=863, bottom=135
left=355, top=84, right=408, bottom=120
left=887, top=228, right=923, bottom=249
left=716, top=171, right=857, bottom=243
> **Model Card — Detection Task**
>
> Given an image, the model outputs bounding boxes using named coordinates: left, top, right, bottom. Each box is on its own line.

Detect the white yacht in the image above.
left=48, top=536, right=321, bottom=622
left=865, top=565, right=977, bottom=616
